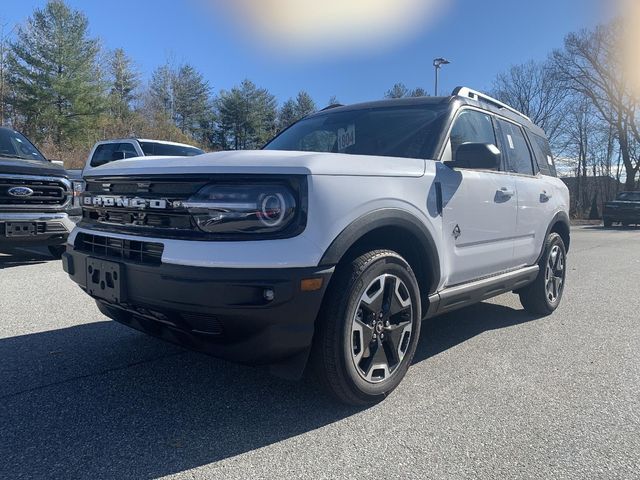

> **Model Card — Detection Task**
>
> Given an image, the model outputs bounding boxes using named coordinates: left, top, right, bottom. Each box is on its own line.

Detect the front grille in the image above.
left=75, top=232, right=164, bottom=265
left=0, top=176, right=70, bottom=208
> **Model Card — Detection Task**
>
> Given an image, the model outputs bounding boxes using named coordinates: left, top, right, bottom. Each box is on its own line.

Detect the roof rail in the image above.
left=320, top=103, right=344, bottom=111
left=451, top=86, right=531, bottom=122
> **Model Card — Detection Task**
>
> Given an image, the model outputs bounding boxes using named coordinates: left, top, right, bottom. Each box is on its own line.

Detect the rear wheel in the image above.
left=603, top=217, right=612, bottom=228
left=519, top=233, right=567, bottom=315
left=312, top=250, right=421, bottom=406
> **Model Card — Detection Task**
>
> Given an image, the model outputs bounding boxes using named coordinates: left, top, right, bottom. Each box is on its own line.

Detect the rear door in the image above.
left=440, top=108, right=518, bottom=286
left=495, top=119, right=548, bottom=267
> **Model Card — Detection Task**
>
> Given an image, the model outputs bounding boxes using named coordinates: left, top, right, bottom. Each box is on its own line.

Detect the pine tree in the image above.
left=8, top=0, right=105, bottom=150
left=108, top=48, right=138, bottom=121
left=216, top=79, right=277, bottom=150
left=172, top=64, right=210, bottom=137
left=385, top=83, right=409, bottom=99
left=277, top=90, right=316, bottom=131
left=149, top=64, right=174, bottom=118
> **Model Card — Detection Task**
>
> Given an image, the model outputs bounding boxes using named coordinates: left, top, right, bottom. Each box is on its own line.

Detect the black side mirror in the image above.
left=449, top=143, right=501, bottom=170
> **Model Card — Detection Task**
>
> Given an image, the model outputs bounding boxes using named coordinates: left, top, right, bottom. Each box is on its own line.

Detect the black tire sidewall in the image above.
left=339, top=254, right=421, bottom=399
left=541, top=233, right=567, bottom=310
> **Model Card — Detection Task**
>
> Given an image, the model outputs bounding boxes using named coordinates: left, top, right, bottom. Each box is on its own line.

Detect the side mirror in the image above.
left=449, top=143, right=501, bottom=170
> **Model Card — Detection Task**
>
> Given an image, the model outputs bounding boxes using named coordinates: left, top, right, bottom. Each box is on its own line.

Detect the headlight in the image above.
left=184, top=184, right=297, bottom=234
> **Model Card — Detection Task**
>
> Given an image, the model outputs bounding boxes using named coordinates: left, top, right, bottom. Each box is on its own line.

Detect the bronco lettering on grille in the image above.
left=83, top=196, right=176, bottom=209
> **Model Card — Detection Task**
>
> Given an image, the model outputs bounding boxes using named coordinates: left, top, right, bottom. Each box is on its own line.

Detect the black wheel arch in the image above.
left=538, top=211, right=570, bottom=263
left=318, top=209, right=441, bottom=297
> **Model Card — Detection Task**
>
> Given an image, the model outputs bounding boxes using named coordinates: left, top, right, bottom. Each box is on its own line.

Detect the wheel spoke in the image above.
left=360, top=275, right=385, bottom=313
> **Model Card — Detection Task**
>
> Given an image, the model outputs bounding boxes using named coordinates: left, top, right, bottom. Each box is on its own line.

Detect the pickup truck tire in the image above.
left=519, top=233, right=566, bottom=316
left=312, top=249, right=421, bottom=406
left=48, top=245, right=66, bottom=259
left=603, top=217, right=612, bottom=228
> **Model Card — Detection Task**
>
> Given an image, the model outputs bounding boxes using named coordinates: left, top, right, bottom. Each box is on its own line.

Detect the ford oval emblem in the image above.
left=7, top=186, right=34, bottom=197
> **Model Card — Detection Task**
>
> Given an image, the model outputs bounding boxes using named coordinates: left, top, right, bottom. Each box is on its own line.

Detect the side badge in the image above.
left=453, top=224, right=461, bottom=240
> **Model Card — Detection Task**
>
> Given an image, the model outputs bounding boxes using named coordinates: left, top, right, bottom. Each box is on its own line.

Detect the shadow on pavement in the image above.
left=0, top=246, right=54, bottom=269
left=0, top=301, right=542, bottom=479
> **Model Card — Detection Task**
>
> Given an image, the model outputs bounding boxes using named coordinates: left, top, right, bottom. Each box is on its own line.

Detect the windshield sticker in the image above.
left=506, top=134, right=515, bottom=149
left=547, top=155, right=553, bottom=165
left=337, top=124, right=356, bottom=151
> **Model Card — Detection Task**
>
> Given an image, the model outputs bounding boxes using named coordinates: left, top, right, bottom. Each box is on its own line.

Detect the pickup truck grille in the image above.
left=0, top=175, right=71, bottom=209
left=75, top=232, right=164, bottom=265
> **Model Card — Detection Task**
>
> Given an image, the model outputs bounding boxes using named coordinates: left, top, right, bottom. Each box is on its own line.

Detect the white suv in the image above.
left=63, top=87, right=570, bottom=405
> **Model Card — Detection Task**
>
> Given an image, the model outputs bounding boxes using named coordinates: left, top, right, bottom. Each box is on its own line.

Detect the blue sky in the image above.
left=2, top=0, right=613, bottom=106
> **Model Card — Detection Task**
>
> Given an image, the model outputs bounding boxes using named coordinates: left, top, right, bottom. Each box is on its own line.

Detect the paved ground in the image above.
left=0, top=226, right=639, bottom=480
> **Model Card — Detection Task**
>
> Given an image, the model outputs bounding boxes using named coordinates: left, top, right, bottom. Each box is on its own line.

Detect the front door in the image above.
left=439, top=109, right=519, bottom=286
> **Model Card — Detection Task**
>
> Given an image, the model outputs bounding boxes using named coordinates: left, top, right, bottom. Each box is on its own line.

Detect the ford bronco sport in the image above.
left=0, top=126, right=81, bottom=258
left=62, top=87, right=570, bottom=405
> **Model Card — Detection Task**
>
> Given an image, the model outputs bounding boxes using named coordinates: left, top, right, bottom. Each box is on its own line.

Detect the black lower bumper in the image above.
left=62, top=247, right=333, bottom=376
left=0, top=212, right=76, bottom=246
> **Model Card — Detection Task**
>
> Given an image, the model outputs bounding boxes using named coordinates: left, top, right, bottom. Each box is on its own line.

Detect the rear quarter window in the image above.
left=529, top=133, right=557, bottom=177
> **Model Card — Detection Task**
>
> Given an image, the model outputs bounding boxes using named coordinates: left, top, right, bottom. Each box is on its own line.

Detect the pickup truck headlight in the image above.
left=184, top=184, right=297, bottom=234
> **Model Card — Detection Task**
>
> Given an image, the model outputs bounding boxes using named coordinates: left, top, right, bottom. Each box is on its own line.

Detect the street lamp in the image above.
left=433, top=57, right=450, bottom=96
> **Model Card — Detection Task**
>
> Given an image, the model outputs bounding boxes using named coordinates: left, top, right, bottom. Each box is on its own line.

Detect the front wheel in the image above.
left=519, top=233, right=567, bottom=315
left=312, top=250, right=421, bottom=406
left=603, top=217, right=612, bottom=228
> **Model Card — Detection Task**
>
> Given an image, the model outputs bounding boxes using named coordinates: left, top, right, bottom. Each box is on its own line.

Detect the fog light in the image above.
left=263, top=288, right=275, bottom=302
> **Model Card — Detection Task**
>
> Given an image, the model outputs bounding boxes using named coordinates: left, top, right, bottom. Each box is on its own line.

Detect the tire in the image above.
left=312, top=249, right=422, bottom=406
left=603, top=217, right=612, bottom=228
left=48, top=244, right=66, bottom=259
left=519, top=233, right=567, bottom=316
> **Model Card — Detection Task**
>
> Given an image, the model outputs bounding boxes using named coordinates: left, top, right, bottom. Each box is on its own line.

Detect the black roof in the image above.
left=312, top=94, right=547, bottom=138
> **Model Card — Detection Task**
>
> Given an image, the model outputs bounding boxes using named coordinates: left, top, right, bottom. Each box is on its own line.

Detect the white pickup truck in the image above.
left=63, top=87, right=570, bottom=405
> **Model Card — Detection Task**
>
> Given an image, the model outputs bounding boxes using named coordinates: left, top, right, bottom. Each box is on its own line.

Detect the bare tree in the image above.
left=552, top=23, right=640, bottom=190
left=491, top=60, right=566, bottom=146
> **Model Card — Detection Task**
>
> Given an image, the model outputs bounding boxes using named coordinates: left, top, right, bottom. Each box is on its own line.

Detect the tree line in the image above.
left=0, top=0, right=637, bottom=219
left=491, top=20, right=640, bottom=216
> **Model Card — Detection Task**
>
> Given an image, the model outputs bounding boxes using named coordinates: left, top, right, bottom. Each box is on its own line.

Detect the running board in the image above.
left=425, top=266, right=539, bottom=318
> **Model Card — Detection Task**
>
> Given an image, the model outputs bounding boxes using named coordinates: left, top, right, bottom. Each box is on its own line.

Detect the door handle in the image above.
left=540, top=191, right=552, bottom=202
left=497, top=187, right=515, bottom=197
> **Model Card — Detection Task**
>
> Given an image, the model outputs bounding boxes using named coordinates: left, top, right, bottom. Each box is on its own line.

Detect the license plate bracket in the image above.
left=86, top=257, right=125, bottom=303
left=5, top=222, right=37, bottom=237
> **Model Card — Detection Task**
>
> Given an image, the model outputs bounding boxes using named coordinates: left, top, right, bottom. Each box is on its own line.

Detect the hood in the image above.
left=84, top=150, right=427, bottom=178
left=0, top=157, right=68, bottom=177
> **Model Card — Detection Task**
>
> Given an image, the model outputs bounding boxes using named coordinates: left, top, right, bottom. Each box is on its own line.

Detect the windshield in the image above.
left=0, top=128, right=47, bottom=161
left=140, top=141, right=204, bottom=157
left=616, top=191, right=640, bottom=201
left=264, top=104, right=449, bottom=160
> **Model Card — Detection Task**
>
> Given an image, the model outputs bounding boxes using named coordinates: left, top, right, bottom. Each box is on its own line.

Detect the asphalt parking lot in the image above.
left=1, top=226, right=639, bottom=480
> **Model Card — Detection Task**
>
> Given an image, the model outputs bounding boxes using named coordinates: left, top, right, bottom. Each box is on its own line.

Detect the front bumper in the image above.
left=0, top=212, right=78, bottom=245
left=62, top=246, right=333, bottom=373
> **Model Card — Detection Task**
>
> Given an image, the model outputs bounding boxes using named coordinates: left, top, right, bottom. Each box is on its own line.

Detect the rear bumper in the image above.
left=0, top=212, right=77, bottom=245
left=62, top=246, right=333, bottom=373
left=603, top=210, right=640, bottom=223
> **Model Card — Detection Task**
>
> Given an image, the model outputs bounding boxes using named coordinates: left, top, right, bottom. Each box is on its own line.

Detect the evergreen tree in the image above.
left=172, top=64, right=210, bottom=137
left=277, top=90, right=316, bottom=130
left=8, top=0, right=105, bottom=148
left=385, top=83, right=409, bottom=99
left=108, top=48, right=138, bottom=121
left=149, top=64, right=174, bottom=118
left=215, top=79, right=277, bottom=150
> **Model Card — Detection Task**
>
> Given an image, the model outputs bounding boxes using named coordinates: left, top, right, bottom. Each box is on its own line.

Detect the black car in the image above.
left=0, top=126, right=82, bottom=258
left=603, top=191, right=640, bottom=227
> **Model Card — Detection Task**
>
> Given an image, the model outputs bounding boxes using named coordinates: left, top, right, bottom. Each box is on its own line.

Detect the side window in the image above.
left=90, top=143, right=117, bottom=167
left=117, top=142, right=138, bottom=158
left=496, top=120, right=534, bottom=175
left=450, top=110, right=497, bottom=163
left=529, top=134, right=557, bottom=177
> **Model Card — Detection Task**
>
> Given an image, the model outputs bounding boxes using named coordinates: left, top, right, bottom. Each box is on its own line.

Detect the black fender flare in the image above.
left=537, top=211, right=571, bottom=263
left=318, top=208, right=441, bottom=295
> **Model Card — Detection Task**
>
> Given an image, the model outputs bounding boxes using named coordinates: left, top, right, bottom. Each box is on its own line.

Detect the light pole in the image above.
left=433, top=57, right=450, bottom=96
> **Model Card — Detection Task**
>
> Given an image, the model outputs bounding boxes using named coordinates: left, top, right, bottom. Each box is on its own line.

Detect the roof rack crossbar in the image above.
left=451, top=86, right=531, bottom=122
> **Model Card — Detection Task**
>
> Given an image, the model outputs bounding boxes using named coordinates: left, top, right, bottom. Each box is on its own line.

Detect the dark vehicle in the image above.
left=0, top=126, right=82, bottom=258
left=603, top=191, right=640, bottom=227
